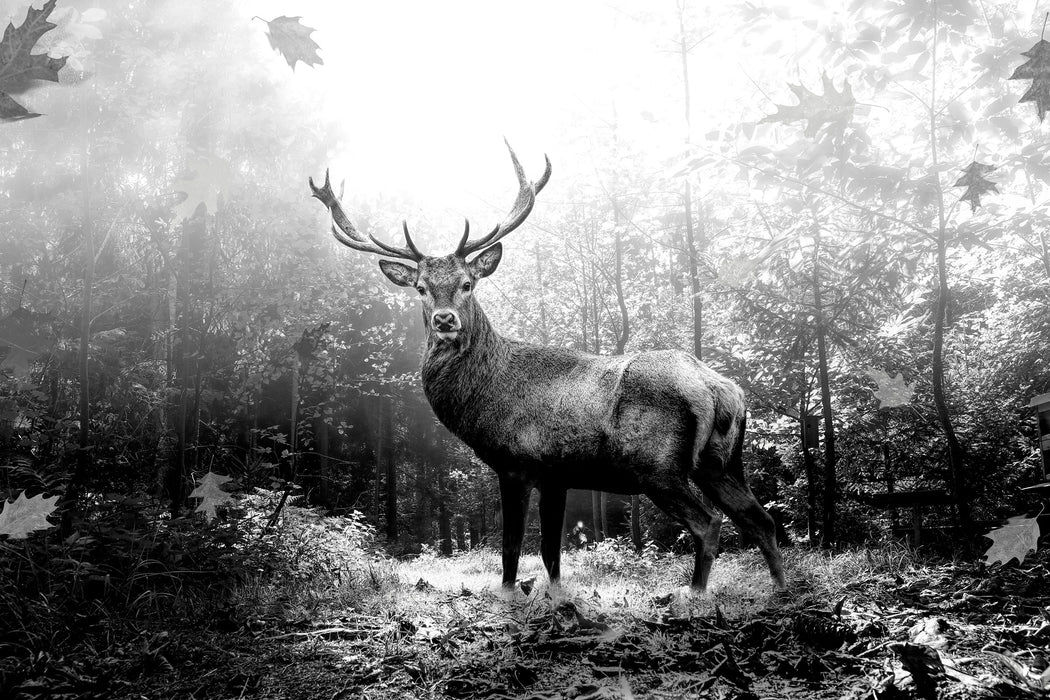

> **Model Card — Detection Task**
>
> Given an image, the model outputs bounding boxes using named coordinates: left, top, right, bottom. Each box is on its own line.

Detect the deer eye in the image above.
left=462, top=281, right=472, bottom=292
left=416, top=285, right=426, bottom=296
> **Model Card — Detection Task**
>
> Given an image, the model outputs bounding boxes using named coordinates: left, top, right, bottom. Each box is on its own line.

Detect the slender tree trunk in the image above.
left=535, top=241, right=550, bottom=344
left=381, top=397, right=398, bottom=541
left=591, top=490, right=603, bottom=542
left=64, top=146, right=93, bottom=533
left=811, top=222, right=838, bottom=547
left=799, top=388, right=818, bottom=542
left=928, top=11, right=971, bottom=528
left=437, top=437, right=453, bottom=556
left=678, top=3, right=703, bottom=360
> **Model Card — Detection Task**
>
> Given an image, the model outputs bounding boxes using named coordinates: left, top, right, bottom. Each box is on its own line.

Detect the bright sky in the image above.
left=249, top=0, right=712, bottom=236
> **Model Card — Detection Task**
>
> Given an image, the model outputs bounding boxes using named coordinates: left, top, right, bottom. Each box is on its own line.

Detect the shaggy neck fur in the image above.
left=420, top=300, right=510, bottom=438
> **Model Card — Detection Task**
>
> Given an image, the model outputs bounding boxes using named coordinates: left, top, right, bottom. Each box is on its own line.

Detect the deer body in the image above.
left=310, top=143, right=786, bottom=593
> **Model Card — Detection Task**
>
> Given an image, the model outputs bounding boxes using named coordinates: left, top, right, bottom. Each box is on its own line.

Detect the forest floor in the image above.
left=11, top=542, right=1050, bottom=699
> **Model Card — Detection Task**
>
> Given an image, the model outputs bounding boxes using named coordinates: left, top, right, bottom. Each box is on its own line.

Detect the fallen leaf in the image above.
left=257, top=16, right=322, bottom=71
left=0, top=490, right=59, bottom=538
left=189, top=471, right=234, bottom=522
left=0, top=0, right=68, bottom=121
left=983, top=515, right=1040, bottom=566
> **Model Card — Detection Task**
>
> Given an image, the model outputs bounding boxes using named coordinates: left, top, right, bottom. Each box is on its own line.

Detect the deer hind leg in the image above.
left=648, top=485, right=723, bottom=592
left=701, top=475, right=786, bottom=590
left=538, top=485, right=566, bottom=583
left=498, top=473, right=532, bottom=590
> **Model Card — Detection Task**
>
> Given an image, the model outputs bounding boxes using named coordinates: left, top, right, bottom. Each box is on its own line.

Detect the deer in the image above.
left=309, top=142, right=786, bottom=594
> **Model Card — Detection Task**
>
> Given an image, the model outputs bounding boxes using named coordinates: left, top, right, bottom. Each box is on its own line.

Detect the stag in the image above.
left=309, top=143, right=786, bottom=593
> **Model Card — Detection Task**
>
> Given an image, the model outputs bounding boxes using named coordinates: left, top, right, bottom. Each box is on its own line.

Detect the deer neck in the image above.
left=420, top=304, right=509, bottom=434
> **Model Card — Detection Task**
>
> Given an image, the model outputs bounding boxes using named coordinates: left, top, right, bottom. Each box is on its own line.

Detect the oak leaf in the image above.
left=190, top=471, right=234, bottom=523
left=983, top=515, right=1040, bottom=566
left=864, top=368, right=914, bottom=409
left=953, top=161, right=998, bottom=212
left=258, top=16, right=322, bottom=71
left=0, top=491, right=59, bottom=538
left=0, top=0, right=68, bottom=121
left=1010, top=38, right=1050, bottom=121
left=762, top=73, right=855, bottom=137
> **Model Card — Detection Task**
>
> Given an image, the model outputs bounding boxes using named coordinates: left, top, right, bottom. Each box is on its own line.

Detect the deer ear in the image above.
left=468, top=243, right=503, bottom=279
left=378, top=260, right=417, bottom=287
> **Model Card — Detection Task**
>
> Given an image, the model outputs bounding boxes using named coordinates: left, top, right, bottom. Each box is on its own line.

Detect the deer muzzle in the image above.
left=432, top=310, right=461, bottom=340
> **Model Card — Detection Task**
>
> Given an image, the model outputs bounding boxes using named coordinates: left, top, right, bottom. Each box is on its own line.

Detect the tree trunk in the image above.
left=382, top=397, right=398, bottom=541
left=811, top=223, right=837, bottom=547
left=933, top=233, right=970, bottom=526
left=591, top=490, right=603, bottom=542
left=64, top=145, right=93, bottom=534
left=799, top=392, right=819, bottom=542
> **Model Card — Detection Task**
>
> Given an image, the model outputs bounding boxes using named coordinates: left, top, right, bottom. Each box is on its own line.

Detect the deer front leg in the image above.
left=538, top=485, right=567, bottom=582
left=498, top=473, right=531, bottom=589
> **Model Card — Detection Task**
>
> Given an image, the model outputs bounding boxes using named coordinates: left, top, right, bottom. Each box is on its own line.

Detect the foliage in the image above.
left=983, top=514, right=1041, bottom=566
left=256, top=16, right=322, bottom=71
left=0, top=0, right=67, bottom=121
left=0, top=490, right=57, bottom=538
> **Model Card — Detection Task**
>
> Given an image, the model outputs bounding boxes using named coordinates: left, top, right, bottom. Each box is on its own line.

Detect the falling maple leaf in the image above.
left=1010, top=38, right=1050, bottom=121
left=953, top=161, right=998, bottom=212
left=761, top=73, right=855, bottom=138
left=172, top=156, right=232, bottom=220
left=864, top=368, right=914, bottom=409
left=0, top=490, right=59, bottom=538
left=190, top=471, right=234, bottom=523
left=983, top=514, right=1040, bottom=566
left=256, top=16, right=322, bottom=71
left=0, top=0, right=68, bottom=122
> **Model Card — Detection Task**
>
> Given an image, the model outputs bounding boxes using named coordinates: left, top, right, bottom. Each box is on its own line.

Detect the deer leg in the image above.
left=702, top=476, right=786, bottom=590
left=498, top=474, right=531, bottom=590
left=648, top=486, right=723, bottom=592
left=538, top=485, right=566, bottom=582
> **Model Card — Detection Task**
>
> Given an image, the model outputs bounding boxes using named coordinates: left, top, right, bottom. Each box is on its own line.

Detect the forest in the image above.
left=3, top=0, right=1050, bottom=698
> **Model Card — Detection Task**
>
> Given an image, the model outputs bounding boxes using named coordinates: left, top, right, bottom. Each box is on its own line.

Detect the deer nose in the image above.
left=432, top=311, right=458, bottom=332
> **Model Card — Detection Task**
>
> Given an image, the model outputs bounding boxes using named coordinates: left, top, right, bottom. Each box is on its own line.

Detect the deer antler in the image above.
left=456, top=140, right=551, bottom=258
left=309, top=170, right=424, bottom=261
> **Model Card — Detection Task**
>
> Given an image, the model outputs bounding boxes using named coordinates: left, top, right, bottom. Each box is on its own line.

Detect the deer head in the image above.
left=309, top=141, right=551, bottom=346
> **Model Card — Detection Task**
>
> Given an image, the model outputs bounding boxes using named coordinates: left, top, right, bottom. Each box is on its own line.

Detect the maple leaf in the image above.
left=761, top=73, right=855, bottom=138
left=983, top=515, right=1040, bottom=566
left=864, top=368, right=914, bottom=409
left=190, top=471, right=234, bottom=523
left=173, top=157, right=232, bottom=220
left=1010, top=38, right=1050, bottom=121
left=953, top=161, right=998, bottom=212
left=257, top=16, right=322, bottom=71
left=0, top=0, right=68, bottom=122
left=0, top=490, right=59, bottom=539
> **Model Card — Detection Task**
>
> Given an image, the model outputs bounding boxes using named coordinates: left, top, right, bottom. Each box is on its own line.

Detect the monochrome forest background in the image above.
left=4, top=0, right=1050, bottom=697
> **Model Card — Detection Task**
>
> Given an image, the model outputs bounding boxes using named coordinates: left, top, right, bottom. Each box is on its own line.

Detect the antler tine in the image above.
left=402, top=221, right=424, bottom=259
left=455, top=218, right=470, bottom=257
left=309, top=170, right=423, bottom=261
left=458, top=141, right=551, bottom=257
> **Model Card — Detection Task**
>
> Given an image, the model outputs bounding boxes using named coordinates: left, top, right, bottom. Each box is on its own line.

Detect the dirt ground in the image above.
left=7, top=545, right=1050, bottom=699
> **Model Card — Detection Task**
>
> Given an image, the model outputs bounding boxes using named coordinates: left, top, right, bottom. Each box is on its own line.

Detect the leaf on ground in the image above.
left=890, top=642, right=944, bottom=699
left=173, top=157, right=232, bottom=220
left=983, top=515, right=1040, bottom=566
left=761, top=73, right=855, bottom=137
left=258, top=16, right=321, bottom=71
left=0, top=490, right=59, bottom=538
left=1009, top=38, right=1050, bottom=121
left=189, top=471, right=234, bottom=522
left=864, top=368, right=914, bottom=409
left=953, top=161, right=998, bottom=212
left=0, top=0, right=68, bottom=121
